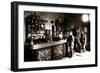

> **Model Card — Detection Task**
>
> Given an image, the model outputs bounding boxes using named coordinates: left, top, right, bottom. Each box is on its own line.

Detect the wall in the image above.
left=0, top=0, right=99, bottom=73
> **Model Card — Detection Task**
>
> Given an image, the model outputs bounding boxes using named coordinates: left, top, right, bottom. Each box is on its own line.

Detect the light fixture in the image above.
left=82, top=14, right=89, bottom=22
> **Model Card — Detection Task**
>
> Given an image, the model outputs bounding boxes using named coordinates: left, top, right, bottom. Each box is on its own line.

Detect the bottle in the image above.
left=30, top=36, right=34, bottom=48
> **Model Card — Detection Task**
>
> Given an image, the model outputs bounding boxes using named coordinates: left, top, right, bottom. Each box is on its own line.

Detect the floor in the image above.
left=51, top=51, right=93, bottom=66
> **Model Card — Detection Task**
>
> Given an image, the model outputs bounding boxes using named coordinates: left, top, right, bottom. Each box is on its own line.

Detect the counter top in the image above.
left=32, top=40, right=67, bottom=50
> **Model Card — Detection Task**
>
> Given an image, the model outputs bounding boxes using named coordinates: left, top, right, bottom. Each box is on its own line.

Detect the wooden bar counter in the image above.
left=24, top=40, right=67, bottom=61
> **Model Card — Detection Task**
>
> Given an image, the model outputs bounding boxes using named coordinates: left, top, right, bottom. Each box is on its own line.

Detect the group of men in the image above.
left=66, top=26, right=87, bottom=57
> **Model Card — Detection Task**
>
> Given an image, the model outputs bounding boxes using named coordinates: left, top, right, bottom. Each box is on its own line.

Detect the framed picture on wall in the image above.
left=11, top=1, right=97, bottom=71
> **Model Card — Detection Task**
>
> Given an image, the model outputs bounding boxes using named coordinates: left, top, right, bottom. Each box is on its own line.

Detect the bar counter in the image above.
left=24, top=40, right=67, bottom=61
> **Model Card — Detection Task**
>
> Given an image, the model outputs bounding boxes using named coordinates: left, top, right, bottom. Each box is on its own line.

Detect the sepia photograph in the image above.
left=24, top=11, right=90, bottom=62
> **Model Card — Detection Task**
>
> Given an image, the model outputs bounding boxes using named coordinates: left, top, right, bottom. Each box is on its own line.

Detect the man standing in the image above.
left=72, top=26, right=82, bottom=53
left=66, top=31, right=74, bottom=57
